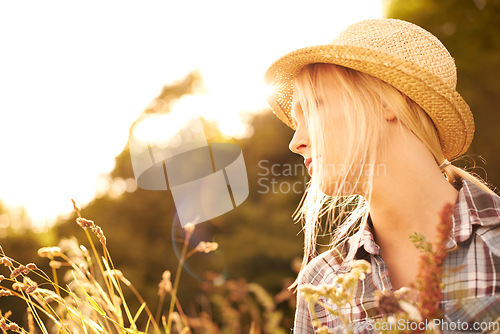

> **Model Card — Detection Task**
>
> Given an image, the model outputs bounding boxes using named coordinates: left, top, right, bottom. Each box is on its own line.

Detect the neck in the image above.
left=368, top=127, right=458, bottom=250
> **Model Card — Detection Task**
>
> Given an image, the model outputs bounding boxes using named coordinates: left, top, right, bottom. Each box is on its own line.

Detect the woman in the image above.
left=264, top=19, right=500, bottom=332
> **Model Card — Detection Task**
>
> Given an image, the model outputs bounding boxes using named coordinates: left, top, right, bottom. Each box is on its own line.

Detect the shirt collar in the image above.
left=447, top=178, right=500, bottom=249
left=346, top=178, right=500, bottom=258
left=346, top=217, right=380, bottom=259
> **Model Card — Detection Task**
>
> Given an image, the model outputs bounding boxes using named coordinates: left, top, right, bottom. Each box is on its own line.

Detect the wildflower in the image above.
left=37, top=246, right=62, bottom=258
left=24, top=276, right=38, bottom=288
left=80, top=245, right=90, bottom=257
left=195, top=241, right=218, bottom=254
left=36, top=288, right=63, bottom=303
left=1, top=257, right=12, bottom=267
left=350, top=259, right=372, bottom=279
left=299, top=284, right=322, bottom=303
left=414, top=202, right=453, bottom=321
left=26, top=263, right=38, bottom=270
left=158, top=270, right=172, bottom=296
left=374, top=290, right=402, bottom=315
left=76, top=217, right=107, bottom=246
left=76, top=217, right=94, bottom=229
left=49, top=261, right=63, bottom=269
left=10, top=266, right=25, bottom=279
left=393, top=286, right=410, bottom=299
left=104, top=269, right=124, bottom=279
left=8, top=322, right=19, bottom=332
left=184, top=223, right=195, bottom=234
left=112, top=294, right=123, bottom=306
left=104, top=269, right=125, bottom=282
left=0, top=290, right=13, bottom=297
left=399, top=300, right=423, bottom=322
left=315, top=325, right=333, bottom=334
left=25, top=286, right=37, bottom=294
left=435, top=203, right=454, bottom=262
left=0, top=319, right=7, bottom=331
left=92, top=225, right=107, bottom=246
left=27, top=307, right=35, bottom=334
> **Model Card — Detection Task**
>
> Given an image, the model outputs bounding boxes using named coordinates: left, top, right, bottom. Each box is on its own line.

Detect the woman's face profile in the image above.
left=289, top=74, right=371, bottom=197
left=289, top=94, right=313, bottom=176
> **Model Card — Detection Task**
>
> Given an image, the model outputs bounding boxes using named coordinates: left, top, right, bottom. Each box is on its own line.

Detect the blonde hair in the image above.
left=291, top=63, right=494, bottom=289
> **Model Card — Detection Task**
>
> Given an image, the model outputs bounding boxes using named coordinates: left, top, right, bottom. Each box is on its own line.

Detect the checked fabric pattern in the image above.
left=294, top=178, right=500, bottom=333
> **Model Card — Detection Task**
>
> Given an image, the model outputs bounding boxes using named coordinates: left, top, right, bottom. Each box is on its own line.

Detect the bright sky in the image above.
left=0, top=0, right=383, bottom=227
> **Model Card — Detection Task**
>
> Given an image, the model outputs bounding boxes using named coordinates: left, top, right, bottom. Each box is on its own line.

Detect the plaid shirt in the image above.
left=294, top=179, right=500, bottom=333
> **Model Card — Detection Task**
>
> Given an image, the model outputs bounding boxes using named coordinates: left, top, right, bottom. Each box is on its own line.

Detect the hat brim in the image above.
left=264, top=44, right=474, bottom=160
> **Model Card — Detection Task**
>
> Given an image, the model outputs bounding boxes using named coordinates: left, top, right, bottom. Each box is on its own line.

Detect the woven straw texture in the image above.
left=264, top=19, right=474, bottom=159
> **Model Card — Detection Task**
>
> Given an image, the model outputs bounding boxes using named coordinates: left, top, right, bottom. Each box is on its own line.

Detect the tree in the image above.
left=51, top=70, right=305, bottom=327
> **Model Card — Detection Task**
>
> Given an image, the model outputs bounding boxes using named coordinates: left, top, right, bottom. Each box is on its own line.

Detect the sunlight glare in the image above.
left=0, top=0, right=383, bottom=226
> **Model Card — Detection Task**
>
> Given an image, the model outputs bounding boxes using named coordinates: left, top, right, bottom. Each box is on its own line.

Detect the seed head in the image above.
left=0, top=290, right=13, bottom=297
left=158, top=270, right=172, bottom=296
left=0, top=319, right=8, bottom=331
left=24, top=276, right=38, bottom=288
left=315, top=325, right=333, bottom=334
left=104, top=269, right=124, bottom=281
left=25, top=286, right=37, bottom=294
left=1, top=257, right=12, bottom=267
left=36, top=288, right=63, bottom=303
left=10, top=266, right=24, bottom=279
left=8, top=322, right=19, bottom=332
left=76, top=217, right=94, bottom=229
left=49, top=261, right=63, bottom=269
left=26, top=263, right=38, bottom=271
left=195, top=241, right=218, bottom=254
left=80, top=245, right=90, bottom=257
left=415, top=202, right=454, bottom=320
left=184, top=223, right=195, bottom=234
left=37, top=247, right=62, bottom=258
left=91, top=226, right=107, bottom=246
left=375, top=290, right=402, bottom=315
left=76, top=218, right=107, bottom=246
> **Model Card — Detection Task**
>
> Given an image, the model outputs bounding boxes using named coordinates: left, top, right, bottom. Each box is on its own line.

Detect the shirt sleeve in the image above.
left=293, top=281, right=315, bottom=333
left=292, top=247, right=346, bottom=333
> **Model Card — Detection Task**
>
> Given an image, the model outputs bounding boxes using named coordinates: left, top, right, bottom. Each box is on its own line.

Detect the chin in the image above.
left=317, top=178, right=367, bottom=197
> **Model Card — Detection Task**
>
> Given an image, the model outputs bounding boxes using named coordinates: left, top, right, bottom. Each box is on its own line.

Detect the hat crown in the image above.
left=332, top=19, right=457, bottom=89
left=264, top=18, right=474, bottom=159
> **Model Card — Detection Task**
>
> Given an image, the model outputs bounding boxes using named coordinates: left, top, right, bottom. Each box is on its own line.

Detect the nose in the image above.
left=289, top=127, right=310, bottom=155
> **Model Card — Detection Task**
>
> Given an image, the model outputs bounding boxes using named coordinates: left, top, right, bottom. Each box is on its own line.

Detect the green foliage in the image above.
left=385, top=0, right=500, bottom=188
left=409, top=232, right=433, bottom=253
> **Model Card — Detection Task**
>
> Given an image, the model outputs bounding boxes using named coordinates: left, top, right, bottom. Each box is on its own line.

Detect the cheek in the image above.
left=313, top=146, right=366, bottom=196
left=315, top=162, right=370, bottom=197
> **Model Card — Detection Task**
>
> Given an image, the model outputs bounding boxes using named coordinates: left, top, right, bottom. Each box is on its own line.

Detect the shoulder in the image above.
left=459, top=179, right=500, bottom=224
left=455, top=179, right=500, bottom=256
left=298, top=245, right=347, bottom=286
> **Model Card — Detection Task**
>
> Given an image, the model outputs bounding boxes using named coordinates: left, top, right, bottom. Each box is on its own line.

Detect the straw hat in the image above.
left=264, top=18, right=474, bottom=159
